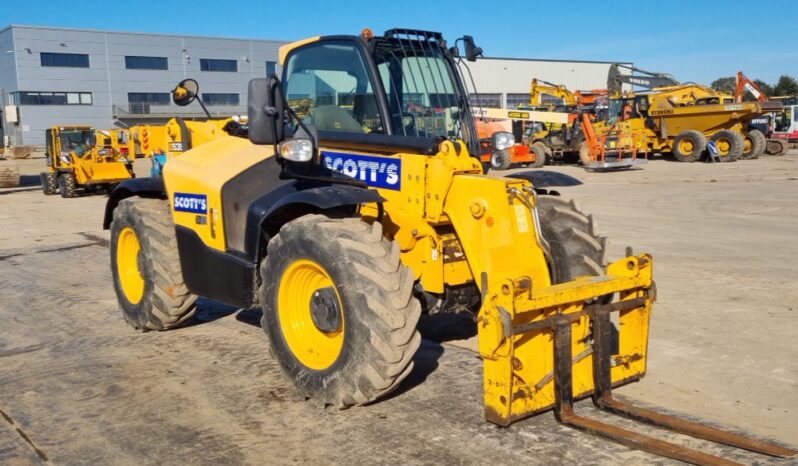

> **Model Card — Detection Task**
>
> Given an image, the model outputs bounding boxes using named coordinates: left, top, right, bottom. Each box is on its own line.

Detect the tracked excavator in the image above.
left=103, top=28, right=795, bottom=465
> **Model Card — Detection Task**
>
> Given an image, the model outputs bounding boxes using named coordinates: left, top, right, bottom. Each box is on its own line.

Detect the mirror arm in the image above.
left=195, top=96, right=212, bottom=119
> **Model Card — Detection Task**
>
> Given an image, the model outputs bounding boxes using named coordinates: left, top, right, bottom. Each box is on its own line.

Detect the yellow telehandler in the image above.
left=102, top=28, right=795, bottom=464
left=41, top=125, right=134, bottom=198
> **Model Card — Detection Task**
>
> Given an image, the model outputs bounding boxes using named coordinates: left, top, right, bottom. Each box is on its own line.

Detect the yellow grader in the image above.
left=103, top=29, right=795, bottom=464
left=42, top=125, right=134, bottom=197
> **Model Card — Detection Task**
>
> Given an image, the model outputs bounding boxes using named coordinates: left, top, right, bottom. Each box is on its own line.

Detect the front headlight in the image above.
left=279, top=138, right=314, bottom=162
left=491, top=131, right=515, bottom=151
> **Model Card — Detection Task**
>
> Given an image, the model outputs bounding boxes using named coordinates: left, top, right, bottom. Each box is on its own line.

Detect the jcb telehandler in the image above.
left=103, top=29, right=795, bottom=465
left=42, top=125, right=134, bottom=198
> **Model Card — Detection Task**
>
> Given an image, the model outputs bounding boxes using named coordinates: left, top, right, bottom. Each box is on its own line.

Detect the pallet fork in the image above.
left=550, top=298, right=796, bottom=465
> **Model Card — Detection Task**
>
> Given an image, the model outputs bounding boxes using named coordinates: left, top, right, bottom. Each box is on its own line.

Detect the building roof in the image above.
left=0, top=24, right=286, bottom=44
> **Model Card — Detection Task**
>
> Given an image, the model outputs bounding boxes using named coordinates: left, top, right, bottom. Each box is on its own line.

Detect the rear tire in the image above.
left=536, top=195, right=606, bottom=283
left=41, top=172, right=58, bottom=195
left=672, top=130, right=707, bottom=162
left=58, top=172, right=77, bottom=198
left=742, top=129, right=766, bottom=159
left=490, top=149, right=512, bottom=170
left=110, top=198, right=197, bottom=331
left=531, top=142, right=548, bottom=168
left=710, top=130, right=743, bottom=162
left=260, top=215, right=422, bottom=408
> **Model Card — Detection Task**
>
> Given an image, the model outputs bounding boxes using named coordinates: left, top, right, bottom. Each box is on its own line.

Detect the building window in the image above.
left=40, top=52, right=90, bottom=68
left=128, top=92, right=170, bottom=114
left=469, top=93, right=502, bottom=108
left=202, top=93, right=240, bottom=106
left=266, top=61, right=276, bottom=75
left=506, top=93, right=530, bottom=109
left=12, top=91, right=92, bottom=105
left=125, top=56, right=168, bottom=70
left=200, top=58, right=238, bottom=72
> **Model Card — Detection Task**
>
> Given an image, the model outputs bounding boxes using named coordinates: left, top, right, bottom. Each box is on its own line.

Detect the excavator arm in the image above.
left=607, top=63, right=680, bottom=95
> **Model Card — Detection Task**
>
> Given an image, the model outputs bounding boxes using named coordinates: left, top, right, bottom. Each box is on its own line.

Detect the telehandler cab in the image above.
left=104, top=28, right=795, bottom=464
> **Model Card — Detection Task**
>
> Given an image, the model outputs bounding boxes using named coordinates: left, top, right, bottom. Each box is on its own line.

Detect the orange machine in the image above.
left=476, top=119, right=539, bottom=170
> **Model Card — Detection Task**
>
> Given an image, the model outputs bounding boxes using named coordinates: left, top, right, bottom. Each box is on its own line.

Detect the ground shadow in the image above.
left=20, top=175, right=42, bottom=187
left=187, top=298, right=240, bottom=326
left=417, top=312, right=477, bottom=342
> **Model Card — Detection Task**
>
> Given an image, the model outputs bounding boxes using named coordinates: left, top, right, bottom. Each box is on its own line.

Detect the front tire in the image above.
left=490, top=149, right=512, bottom=170
left=672, top=130, right=707, bottom=162
left=58, top=172, right=77, bottom=198
left=536, top=195, right=606, bottom=283
left=110, top=198, right=197, bottom=331
left=260, top=214, right=422, bottom=408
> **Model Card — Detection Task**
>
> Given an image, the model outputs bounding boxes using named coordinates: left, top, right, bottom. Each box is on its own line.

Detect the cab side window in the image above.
left=284, top=42, right=384, bottom=134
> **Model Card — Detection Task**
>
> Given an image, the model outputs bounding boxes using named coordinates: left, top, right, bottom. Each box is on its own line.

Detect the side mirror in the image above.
left=173, top=79, right=199, bottom=106
left=248, top=76, right=285, bottom=145
left=463, top=35, right=483, bottom=62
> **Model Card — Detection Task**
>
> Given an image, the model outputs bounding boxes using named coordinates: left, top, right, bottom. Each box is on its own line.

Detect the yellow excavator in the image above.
left=102, top=28, right=795, bottom=464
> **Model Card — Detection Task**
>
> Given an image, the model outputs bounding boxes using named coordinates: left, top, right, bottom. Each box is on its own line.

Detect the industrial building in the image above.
left=0, top=24, right=629, bottom=146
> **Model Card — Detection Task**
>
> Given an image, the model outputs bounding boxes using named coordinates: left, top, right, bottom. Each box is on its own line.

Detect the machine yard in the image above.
left=1, top=152, right=796, bottom=465
left=0, top=11, right=797, bottom=466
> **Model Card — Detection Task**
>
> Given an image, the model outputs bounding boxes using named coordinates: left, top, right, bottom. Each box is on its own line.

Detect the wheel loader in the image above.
left=41, top=125, right=134, bottom=198
left=103, top=28, right=795, bottom=465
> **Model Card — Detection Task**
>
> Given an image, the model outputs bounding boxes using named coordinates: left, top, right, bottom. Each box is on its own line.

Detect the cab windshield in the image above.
left=373, top=39, right=468, bottom=141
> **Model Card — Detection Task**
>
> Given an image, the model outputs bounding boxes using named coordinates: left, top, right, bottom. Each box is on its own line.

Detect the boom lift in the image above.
left=103, top=28, right=795, bottom=464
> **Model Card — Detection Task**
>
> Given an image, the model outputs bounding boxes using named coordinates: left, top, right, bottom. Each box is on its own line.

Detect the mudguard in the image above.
left=103, top=177, right=166, bottom=229
left=243, top=184, right=384, bottom=260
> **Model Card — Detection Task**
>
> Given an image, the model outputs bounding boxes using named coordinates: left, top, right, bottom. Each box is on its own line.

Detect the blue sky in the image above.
left=4, top=0, right=796, bottom=85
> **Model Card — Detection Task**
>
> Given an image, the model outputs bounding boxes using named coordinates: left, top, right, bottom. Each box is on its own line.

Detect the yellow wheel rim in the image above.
left=679, top=139, right=694, bottom=153
left=277, top=259, right=344, bottom=370
left=716, top=138, right=731, bottom=155
left=117, top=226, right=144, bottom=304
left=743, top=138, right=753, bottom=152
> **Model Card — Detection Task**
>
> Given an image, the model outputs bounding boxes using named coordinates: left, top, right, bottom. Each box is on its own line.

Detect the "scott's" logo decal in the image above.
left=321, top=151, right=401, bottom=190
left=174, top=192, right=207, bottom=214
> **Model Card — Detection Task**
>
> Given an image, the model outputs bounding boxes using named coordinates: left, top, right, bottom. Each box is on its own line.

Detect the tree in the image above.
left=711, top=76, right=736, bottom=93
left=753, top=79, right=774, bottom=97
left=773, top=75, right=798, bottom=97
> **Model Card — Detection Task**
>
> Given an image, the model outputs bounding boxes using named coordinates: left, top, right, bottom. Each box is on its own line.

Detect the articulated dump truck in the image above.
left=102, top=28, right=796, bottom=465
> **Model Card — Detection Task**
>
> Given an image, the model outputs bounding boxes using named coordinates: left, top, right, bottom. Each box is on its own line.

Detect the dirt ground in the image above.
left=1, top=153, right=796, bottom=465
